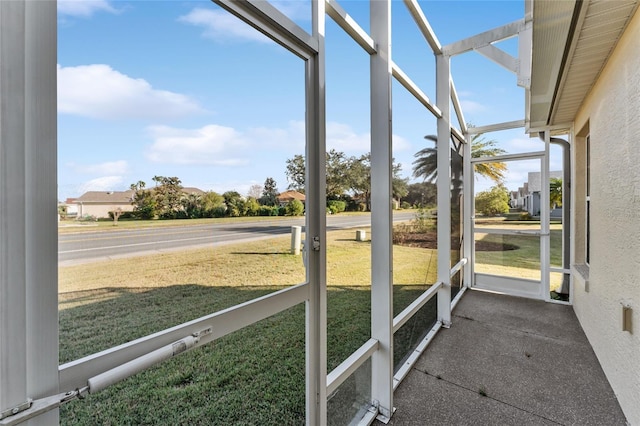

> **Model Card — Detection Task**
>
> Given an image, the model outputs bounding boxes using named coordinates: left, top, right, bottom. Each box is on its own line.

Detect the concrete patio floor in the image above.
left=377, top=289, right=628, bottom=425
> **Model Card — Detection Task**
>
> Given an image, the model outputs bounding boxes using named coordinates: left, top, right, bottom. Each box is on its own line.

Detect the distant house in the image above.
left=512, top=183, right=529, bottom=211
left=74, top=187, right=207, bottom=219
left=513, top=171, right=562, bottom=216
left=75, top=190, right=136, bottom=219
left=277, top=190, right=305, bottom=207
left=64, top=198, right=79, bottom=217
left=57, top=198, right=79, bottom=219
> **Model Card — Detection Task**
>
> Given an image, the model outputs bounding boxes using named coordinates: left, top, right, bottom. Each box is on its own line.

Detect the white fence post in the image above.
left=291, top=226, right=302, bottom=255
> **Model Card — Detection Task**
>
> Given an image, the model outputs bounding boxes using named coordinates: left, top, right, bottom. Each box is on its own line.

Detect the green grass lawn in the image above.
left=474, top=223, right=562, bottom=285
left=58, top=219, right=559, bottom=424
left=59, top=228, right=437, bottom=425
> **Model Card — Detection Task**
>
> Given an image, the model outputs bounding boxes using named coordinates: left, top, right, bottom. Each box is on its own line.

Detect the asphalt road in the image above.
left=59, top=212, right=416, bottom=265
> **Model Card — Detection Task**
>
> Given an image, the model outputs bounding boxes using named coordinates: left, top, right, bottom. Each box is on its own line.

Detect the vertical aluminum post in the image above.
left=462, top=132, right=473, bottom=287
left=305, top=1, right=327, bottom=424
left=436, top=54, right=452, bottom=326
left=370, top=0, right=394, bottom=421
left=541, top=130, right=551, bottom=300
left=0, top=1, right=58, bottom=424
left=0, top=2, right=28, bottom=415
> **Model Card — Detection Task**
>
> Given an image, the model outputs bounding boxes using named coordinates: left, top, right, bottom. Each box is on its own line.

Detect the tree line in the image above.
left=128, top=176, right=302, bottom=220
left=128, top=133, right=517, bottom=220
left=285, top=150, right=411, bottom=210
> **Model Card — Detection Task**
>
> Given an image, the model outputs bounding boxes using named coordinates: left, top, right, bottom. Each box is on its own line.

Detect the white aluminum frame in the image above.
left=0, top=2, right=58, bottom=425
left=469, top=149, right=551, bottom=300
left=327, top=339, right=378, bottom=396
left=1, top=0, right=550, bottom=424
left=468, top=119, right=526, bottom=135
left=442, top=19, right=525, bottom=56
left=403, top=0, right=442, bottom=54
left=436, top=52, right=452, bottom=328
left=59, top=282, right=309, bottom=390
left=305, top=1, right=328, bottom=423
left=369, top=0, right=394, bottom=421
left=392, top=62, right=441, bottom=117
left=325, top=0, right=375, bottom=54
left=463, top=132, right=473, bottom=287
left=393, top=283, right=443, bottom=334
left=541, top=131, right=551, bottom=300
left=215, top=0, right=318, bottom=59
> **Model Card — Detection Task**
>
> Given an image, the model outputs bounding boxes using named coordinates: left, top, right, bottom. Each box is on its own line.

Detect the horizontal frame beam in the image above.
left=326, top=0, right=375, bottom=54
left=451, top=126, right=465, bottom=144
left=475, top=44, right=517, bottom=74
left=450, top=77, right=467, bottom=134
left=326, top=338, right=378, bottom=395
left=450, top=258, right=468, bottom=278
left=468, top=119, right=525, bottom=135
left=403, top=0, right=442, bottom=54
left=213, top=0, right=318, bottom=59
left=393, top=282, right=442, bottom=333
left=392, top=62, right=441, bottom=118
left=443, top=19, right=524, bottom=57
left=450, top=286, right=467, bottom=311
left=527, top=123, right=572, bottom=134
left=471, top=150, right=544, bottom=163
left=393, top=321, right=442, bottom=389
left=60, top=283, right=309, bottom=390
left=474, top=227, right=545, bottom=237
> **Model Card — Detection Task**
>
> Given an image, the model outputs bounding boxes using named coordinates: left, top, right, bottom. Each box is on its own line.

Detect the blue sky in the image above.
left=57, top=0, right=561, bottom=200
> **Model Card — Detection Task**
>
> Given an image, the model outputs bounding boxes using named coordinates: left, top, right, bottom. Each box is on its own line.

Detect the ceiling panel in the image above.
left=528, top=0, right=639, bottom=129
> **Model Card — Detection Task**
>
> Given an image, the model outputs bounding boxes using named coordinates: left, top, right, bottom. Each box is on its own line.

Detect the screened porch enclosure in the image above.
left=0, top=0, right=582, bottom=425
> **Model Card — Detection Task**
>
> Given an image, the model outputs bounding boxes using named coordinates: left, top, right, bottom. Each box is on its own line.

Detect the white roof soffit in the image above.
left=528, top=0, right=639, bottom=130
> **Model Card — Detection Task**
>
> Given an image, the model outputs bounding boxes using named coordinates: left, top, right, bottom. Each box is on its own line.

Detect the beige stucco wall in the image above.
left=571, top=8, right=640, bottom=424
left=76, top=203, right=134, bottom=219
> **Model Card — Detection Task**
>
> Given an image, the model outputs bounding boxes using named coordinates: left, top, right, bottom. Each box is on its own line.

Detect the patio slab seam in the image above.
left=410, top=367, right=564, bottom=425
left=451, top=313, right=590, bottom=347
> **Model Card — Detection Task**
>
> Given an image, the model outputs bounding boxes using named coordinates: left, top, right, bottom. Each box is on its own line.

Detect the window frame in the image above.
left=585, top=134, right=590, bottom=266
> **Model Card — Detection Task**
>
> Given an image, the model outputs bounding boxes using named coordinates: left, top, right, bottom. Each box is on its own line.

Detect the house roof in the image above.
left=182, top=187, right=206, bottom=196
left=75, top=190, right=134, bottom=204
left=528, top=0, right=639, bottom=130
left=277, top=190, right=306, bottom=202
left=76, top=187, right=206, bottom=204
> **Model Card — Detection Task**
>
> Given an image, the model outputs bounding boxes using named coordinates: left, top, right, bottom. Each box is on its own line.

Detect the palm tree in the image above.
left=550, top=177, right=562, bottom=208
left=412, top=133, right=507, bottom=183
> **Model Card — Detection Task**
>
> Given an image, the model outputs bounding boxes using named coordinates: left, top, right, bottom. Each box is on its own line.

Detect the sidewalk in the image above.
left=379, top=290, right=628, bottom=425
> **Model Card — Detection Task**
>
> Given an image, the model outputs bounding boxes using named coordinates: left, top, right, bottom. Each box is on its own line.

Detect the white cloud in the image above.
left=77, top=176, right=125, bottom=194
left=456, top=90, right=475, bottom=98
left=58, top=0, right=118, bottom=17
left=179, top=8, right=271, bottom=43
left=326, top=122, right=370, bottom=151
left=247, top=121, right=305, bottom=149
left=244, top=120, right=410, bottom=153
left=70, top=160, right=129, bottom=175
left=146, top=120, right=411, bottom=166
left=502, top=136, right=544, bottom=153
left=459, top=99, right=487, bottom=113
left=58, top=64, right=204, bottom=120
left=326, top=122, right=411, bottom=152
left=146, top=124, right=251, bottom=165
left=270, top=1, right=310, bottom=20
